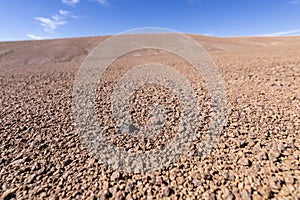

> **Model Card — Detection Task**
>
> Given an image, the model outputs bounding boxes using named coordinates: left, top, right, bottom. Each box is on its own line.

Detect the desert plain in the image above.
left=0, top=35, right=299, bottom=199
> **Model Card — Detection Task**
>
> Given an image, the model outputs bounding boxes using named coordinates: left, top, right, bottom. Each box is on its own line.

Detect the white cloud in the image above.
left=97, top=0, right=108, bottom=5
left=26, top=34, right=44, bottom=40
left=52, top=14, right=64, bottom=22
left=62, top=0, right=80, bottom=6
left=267, top=29, right=300, bottom=36
left=35, top=16, right=67, bottom=33
left=59, top=9, right=78, bottom=18
left=34, top=9, right=77, bottom=33
left=59, top=9, right=70, bottom=16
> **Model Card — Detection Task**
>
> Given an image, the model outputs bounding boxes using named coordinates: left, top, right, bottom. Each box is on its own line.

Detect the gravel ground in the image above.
left=0, top=35, right=299, bottom=199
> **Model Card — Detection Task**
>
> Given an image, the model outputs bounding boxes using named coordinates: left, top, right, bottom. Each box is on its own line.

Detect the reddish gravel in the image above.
left=0, top=35, right=299, bottom=199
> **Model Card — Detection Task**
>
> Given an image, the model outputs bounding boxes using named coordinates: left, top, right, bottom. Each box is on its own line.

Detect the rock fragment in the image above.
left=1, top=188, right=16, bottom=200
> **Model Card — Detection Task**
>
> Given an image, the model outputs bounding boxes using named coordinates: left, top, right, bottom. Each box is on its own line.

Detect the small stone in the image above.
left=221, top=188, right=234, bottom=200
left=284, top=175, right=295, bottom=184
left=38, top=143, right=48, bottom=150
left=115, top=191, right=124, bottom=200
left=125, top=183, right=133, bottom=193
left=239, top=140, right=248, bottom=148
left=155, top=176, right=163, bottom=185
left=62, top=171, right=69, bottom=179
left=25, top=174, right=36, bottom=184
left=237, top=157, right=251, bottom=166
left=192, top=179, right=201, bottom=187
left=111, top=171, right=121, bottom=181
left=103, top=181, right=109, bottom=190
left=253, top=142, right=262, bottom=150
left=268, top=150, right=281, bottom=161
left=178, top=125, right=186, bottom=132
left=277, top=143, right=286, bottom=152
left=31, top=162, right=40, bottom=171
left=11, top=158, right=26, bottom=165
left=269, top=177, right=282, bottom=191
left=63, top=159, right=72, bottom=166
left=258, top=186, right=271, bottom=199
left=204, top=173, right=212, bottom=180
left=202, top=191, right=216, bottom=200
left=252, top=192, right=263, bottom=200
left=176, top=176, right=185, bottom=185
left=162, top=186, right=174, bottom=197
left=280, top=185, right=291, bottom=196
left=258, top=151, right=268, bottom=160
left=1, top=188, right=16, bottom=200
left=40, top=192, right=47, bottom=198
left=286, top=184, right=295, bottom=193
left=100, top=190, right=111, bottom=200
left=293, top=151, right=299, bottom=160
left=88, top=158, right=96, bottom=168
left=240, top=189, right=251, bottom=200
left=128, top=124, right=140, bottom=133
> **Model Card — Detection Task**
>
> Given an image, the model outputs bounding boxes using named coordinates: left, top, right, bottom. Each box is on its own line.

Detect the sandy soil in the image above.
left=0, top=35, right=299, bottom=199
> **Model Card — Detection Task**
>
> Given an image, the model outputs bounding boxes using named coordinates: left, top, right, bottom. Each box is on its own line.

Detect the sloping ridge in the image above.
left=1, top=34, right=300, bottom=70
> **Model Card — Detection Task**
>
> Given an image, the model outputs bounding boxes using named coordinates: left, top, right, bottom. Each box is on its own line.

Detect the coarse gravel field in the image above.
left=0, top=35, right=299, bottom=199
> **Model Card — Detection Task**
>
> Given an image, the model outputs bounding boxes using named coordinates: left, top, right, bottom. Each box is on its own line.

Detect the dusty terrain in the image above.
left=0, top=35, right=299, bottom=199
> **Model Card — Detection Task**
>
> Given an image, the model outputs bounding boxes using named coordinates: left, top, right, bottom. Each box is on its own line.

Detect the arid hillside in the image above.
left=0, top=35, right=299, bottom=199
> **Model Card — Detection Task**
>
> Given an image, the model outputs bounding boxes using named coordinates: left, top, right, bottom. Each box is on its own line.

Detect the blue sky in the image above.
left=0, top=0, right=300, bottom=41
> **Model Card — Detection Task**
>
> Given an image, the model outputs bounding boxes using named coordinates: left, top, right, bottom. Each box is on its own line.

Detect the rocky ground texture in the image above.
left=0, top=35, right=300, bottom=199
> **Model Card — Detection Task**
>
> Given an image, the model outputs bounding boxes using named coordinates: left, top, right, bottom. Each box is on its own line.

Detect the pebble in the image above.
left=269, top=177, right=282, bottom=191
left=240, top=189, right=251, bottom=200
left=237, top=157, right=251, bottom=166
left=162, top=186, right=174, bottom=197
left=221, top=188, right=234, bottom=200
left=111, top=171, right=121, bottom=181
left=269, top=150, right=282, bottom=161
left=202, top=191, right=216, bottom=200
left=1, top=188, right=16, bottom=200
left=258, top=151, right=268, bottom=161
left=25, top=174, right=36, bottom=184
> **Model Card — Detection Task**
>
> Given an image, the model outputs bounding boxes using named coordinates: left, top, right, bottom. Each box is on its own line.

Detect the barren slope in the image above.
left=0, top=35, right=299, bottom=199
